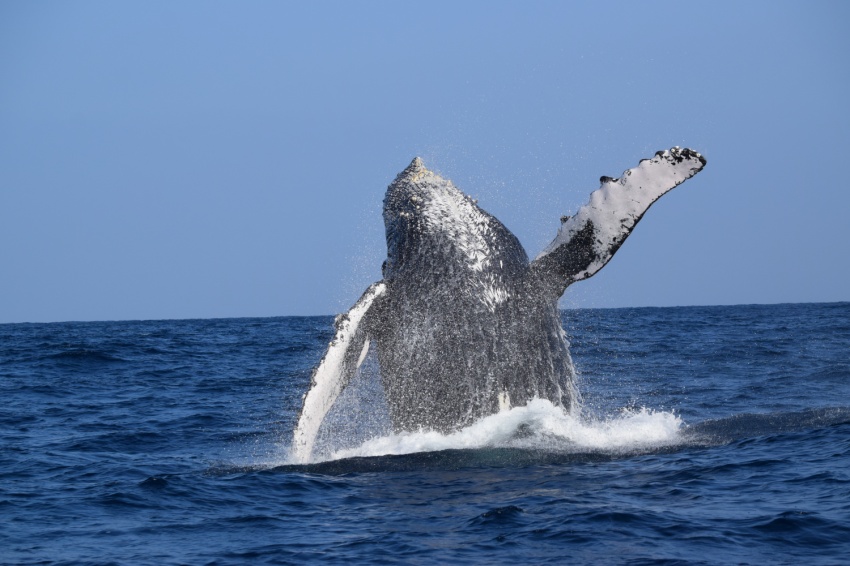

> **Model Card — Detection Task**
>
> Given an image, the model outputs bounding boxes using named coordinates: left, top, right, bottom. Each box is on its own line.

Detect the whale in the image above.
left=292, top=147, right=706, bottom=462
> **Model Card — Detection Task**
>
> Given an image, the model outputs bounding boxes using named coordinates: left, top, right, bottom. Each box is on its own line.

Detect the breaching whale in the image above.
left=292, top=147, right=706, bottom=463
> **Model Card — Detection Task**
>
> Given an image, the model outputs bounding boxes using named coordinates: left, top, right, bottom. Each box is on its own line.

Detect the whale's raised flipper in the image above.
left=291, top=281, right=386, bottom=463
left=530, top=147, right=706, bottom=297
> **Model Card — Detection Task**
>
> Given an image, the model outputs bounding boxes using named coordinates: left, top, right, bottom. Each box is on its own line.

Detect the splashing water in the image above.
left=286, top=346, right=684, bottom=465
left=289, top=398, right=683, bottom=464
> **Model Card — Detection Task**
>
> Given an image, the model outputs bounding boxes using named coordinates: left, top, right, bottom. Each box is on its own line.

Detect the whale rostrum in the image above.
left=292, top=147, right=706, bottom=462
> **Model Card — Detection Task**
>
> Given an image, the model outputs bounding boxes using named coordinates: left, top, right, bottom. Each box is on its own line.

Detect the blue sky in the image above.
left=1, top=1, right=848, bottom=323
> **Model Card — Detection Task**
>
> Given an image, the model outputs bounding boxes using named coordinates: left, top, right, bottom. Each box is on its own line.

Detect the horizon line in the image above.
left=2, top=300, right=848, bottom=326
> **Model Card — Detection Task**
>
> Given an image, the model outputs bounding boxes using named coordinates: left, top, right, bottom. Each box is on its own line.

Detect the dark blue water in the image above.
left=2, top=303, right=849, bottom=564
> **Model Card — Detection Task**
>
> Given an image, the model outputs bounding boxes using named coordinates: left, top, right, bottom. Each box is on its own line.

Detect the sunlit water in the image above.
left=2, top=303, right=849, bottom=564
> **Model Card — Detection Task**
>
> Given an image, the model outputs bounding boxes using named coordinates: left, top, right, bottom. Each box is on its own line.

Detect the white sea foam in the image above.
left=296, top=398, right=683, bottom=464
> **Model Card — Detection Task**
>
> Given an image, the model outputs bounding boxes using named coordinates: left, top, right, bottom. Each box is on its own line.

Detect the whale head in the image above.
left=383, top=157, right=528, bottom=310
left=381, top=158, right=528, bottom=291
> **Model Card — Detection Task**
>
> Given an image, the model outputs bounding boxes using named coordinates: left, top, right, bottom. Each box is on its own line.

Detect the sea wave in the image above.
left=297, top=399, right=683, bottom=464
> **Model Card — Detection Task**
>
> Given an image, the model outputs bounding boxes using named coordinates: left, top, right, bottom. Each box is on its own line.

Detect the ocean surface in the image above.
left=2, top=302, right=849, bottom=565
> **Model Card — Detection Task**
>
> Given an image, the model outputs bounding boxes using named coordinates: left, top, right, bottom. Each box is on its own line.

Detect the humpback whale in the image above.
left=292, top=147, right=706, bottom=463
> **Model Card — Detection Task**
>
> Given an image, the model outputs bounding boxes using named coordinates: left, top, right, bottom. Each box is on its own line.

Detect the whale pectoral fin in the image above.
left=530, top=147, right=706, bottom=297
left=291, top=281, right=386, bottom=463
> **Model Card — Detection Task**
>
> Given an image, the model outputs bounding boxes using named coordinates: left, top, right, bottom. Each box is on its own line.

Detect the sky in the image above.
left=1, top=1, right=849, bottom=323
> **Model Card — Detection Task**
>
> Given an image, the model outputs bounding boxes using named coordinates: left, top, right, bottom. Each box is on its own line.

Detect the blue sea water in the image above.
left=2, top=302, right=849, bottom=565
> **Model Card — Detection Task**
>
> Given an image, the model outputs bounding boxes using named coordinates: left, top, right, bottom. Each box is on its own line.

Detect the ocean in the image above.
left=2, top=302, right=849, bottom=565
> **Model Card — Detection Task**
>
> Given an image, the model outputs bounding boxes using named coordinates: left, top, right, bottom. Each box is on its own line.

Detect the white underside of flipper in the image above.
left=291, top=282, right=386, bottom=464
left=535, top=147, right=705, bottom=283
